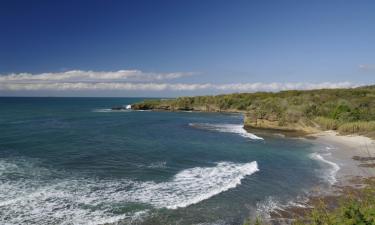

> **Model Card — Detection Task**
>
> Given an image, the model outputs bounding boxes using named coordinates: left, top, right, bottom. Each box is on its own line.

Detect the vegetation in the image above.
left=242, top=179, right=375, bottom=225
left=295, top=183, right=375, bottom=225
left=131, top=87, right=375, bottom=224
left=132, top=85, right=375, bottom=136
left=338, top=121, right=375, bottom=135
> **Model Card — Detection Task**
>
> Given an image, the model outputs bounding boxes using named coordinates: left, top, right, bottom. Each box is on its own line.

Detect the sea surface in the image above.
left=0, top=97, right=338, bottom=225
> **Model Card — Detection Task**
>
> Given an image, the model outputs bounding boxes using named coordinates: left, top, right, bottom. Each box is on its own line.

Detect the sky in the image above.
left=0, top=0, right=374, bottom=97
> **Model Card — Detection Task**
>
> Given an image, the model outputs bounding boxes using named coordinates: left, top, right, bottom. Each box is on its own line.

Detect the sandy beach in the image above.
left=309, top=131, right=375, bottom=185
left=267, top=131, right=375, bottom=223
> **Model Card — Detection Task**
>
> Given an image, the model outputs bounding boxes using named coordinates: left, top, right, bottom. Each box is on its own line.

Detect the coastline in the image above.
left=131, top=107, right=375, bottom=181
left=308, top=130, right=375, bottom=182
left=118, top=107, right=375, bottom=223
left=260, top=130, right=375, bottom=223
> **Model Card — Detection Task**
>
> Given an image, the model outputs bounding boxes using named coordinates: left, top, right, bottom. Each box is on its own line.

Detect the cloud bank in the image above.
left=0, top=70, right=360, bottom=93
left=0, top=70, right=195, bottom=83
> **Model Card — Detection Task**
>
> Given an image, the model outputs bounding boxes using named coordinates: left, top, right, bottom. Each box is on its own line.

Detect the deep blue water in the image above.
left=0, top=97, right=332, bottom=225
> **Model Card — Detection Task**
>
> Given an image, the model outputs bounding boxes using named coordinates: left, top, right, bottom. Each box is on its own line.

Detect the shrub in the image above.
left=133, top=85, right=375, bottom=135
left=315, top=117, right=340, bottom=130
left=293, top=180, right=375, bottom=225
left=338, top=121, right=375, bottom=134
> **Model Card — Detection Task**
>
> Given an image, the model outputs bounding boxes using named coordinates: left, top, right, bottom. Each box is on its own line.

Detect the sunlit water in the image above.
left=0, top=97, right=338, bottom=225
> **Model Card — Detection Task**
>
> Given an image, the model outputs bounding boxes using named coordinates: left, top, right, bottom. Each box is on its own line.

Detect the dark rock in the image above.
left=352, top=156, right=375, bottom=161
left=111, top=105, right=129, bottom=110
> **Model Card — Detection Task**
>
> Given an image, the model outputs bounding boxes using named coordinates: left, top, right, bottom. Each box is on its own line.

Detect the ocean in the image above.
left=0, top=97, right=338, bottom=225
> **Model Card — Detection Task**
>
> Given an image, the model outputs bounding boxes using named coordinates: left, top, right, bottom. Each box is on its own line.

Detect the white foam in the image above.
left=127, top=161, right=259, bottom=209
left=325, top=145, right=336, bottom=150
left=256, top=196, right=284, bottom=218
left=147, top=161, right=167, bottom=169
left=92, top=107, right=133, bottom=112
left=0, top=159, right=258, bottom=225
left=189, top=123, right=264, bottom=140
left=92, top=108, right=112, bottom=112
left=310, top=153, right=340, bottom=185
left=256, top=195, right=310, bottom=219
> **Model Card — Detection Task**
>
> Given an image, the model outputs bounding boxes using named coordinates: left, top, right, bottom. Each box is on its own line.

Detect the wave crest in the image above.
left=0, top=159, right=258, bottom=224
left=189, top=123, right=264, bottom=140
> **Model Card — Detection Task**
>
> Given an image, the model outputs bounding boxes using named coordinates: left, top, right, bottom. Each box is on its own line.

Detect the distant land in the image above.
left=132, top=85, right=375, bottom=138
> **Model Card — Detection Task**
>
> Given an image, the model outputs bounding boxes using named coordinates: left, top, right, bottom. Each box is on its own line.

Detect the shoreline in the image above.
left=115, top=108, right=375, bottom=223
left=163, top=109, right=375, bottom=221
left=259, top=130, right=375, bottom=223
left=131, top=108, right=375, bottom=181
left=308, top=130, right=375, bottom=182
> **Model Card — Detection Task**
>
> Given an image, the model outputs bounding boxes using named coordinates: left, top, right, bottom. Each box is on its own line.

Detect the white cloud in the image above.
left=213, top=82, right=357, bottom=92
left=0, top=70, right=360, bottom=93
left=0, top=70, right=195, bottom=83
left=0, top=81, right=358, bottom=92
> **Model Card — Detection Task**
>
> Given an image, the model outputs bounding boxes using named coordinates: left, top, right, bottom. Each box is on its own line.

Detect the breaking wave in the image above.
left=189, top=123, right=264, bottom=140
left=92, top=108, right=112, bottom=112
left=92, top=108, right=133, bottom=113
left=310, top=153, right=340, bottom=185
left=256, top=195, right=310, bottom=219
left=0, top=159, right=258, bottom=225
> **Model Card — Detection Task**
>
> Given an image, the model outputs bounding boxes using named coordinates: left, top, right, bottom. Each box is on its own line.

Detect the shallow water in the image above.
left=0, top=97, right=337, bottom=225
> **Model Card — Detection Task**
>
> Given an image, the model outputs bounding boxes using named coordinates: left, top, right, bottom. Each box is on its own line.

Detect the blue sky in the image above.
left=1, top=0, right=374, bottom=96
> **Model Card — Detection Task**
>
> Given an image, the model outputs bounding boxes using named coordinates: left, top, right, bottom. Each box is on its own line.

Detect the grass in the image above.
left=338, top=121, right=375, bottom=135
left=315, top=117, right=340, bottom=130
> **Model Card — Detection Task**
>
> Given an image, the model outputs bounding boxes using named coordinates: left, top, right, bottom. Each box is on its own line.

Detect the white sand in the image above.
left=309, top=131, right=375, bottom=184
left=312, top=130, right=375, bottom=156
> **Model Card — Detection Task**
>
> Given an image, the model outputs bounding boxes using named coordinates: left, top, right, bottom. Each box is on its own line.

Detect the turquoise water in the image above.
left=0, top=97, right=332, bottom=225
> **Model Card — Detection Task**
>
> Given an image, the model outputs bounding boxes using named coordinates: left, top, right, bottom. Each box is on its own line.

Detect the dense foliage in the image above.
left=132, top=85, right=375, bottom=136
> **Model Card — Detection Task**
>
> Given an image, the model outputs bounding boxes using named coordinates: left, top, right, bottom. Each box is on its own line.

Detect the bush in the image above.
left=293, top=180, right=375, bottom=225
left=242, top=181, right=375, bottom=225
left=133, top=85, right=375, bottom=135
left=315, top=117, right=340, bottom=130
left=338, top=121, right=375, bottom=134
